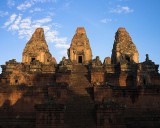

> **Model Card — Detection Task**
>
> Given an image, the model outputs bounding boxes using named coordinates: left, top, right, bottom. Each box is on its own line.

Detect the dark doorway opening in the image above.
left=125, top=55, right=130, bottom=62
left=15, top=80, right=18, bottom=84
left=143, top=79, right=146, bottom=85
left=31, top=58, right=36, bottom=62
left=78, top=56, right=82, bottom=64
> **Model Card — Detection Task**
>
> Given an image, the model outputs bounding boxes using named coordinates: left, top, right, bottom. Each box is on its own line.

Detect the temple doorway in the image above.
left=15, top=79, right=18, bottom=85
left=78, top=56, right=83, bottom=64
left=125, top=55, right=130, bottom=62
left=31, top=57, right=36, bottom=62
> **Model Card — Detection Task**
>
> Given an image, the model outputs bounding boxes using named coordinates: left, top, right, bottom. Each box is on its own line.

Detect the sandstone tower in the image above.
left=68, top=27, right=92, bottom=64
left=111, top=28, right=139, bottom=64
left=22, top=28, right=56, bottom=64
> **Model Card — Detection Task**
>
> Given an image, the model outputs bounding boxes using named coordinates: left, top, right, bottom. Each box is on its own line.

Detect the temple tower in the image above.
left=68, top=27, right=92, bottom=64
left=111, top=28, right=139, bottom=64
left=22, top=28, right=56, bottom=64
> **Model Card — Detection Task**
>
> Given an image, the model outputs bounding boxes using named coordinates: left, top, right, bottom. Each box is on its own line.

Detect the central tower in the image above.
left=68, top=27, right=92, bottom=65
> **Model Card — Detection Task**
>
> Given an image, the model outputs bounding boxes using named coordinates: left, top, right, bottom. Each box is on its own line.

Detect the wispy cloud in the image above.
left=17, top=1, right=33, bottom=11
left=100, top=18, right=112, bottom=24
left=3, top=13, right=69, bottom=51
left=33, top=17, right=52, bottom=24
left=8, top=14, right=22, bottom=31
left=7, top=0, right=15, bottom=8
left=55, top=42, right=69, bottom=49
left=110, top=5, right=134, bottom=14
left=29, top=7, right=43, bottom=13
left=20, top=18, right=32, bottom=30
left=0, top=11, right=9, bottom=17
left=4, top=13, right=17, bottom=27
left=17, top=0, right=57, bottom=11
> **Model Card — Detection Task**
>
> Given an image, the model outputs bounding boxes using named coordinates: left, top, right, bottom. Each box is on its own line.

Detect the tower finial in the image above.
left=145, top=54, right=149, bottom=61
left=76, top=27, right=86, bottom=34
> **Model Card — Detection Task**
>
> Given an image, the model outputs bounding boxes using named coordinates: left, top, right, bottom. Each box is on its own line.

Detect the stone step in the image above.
left=72, top=65, right=89, bottom=73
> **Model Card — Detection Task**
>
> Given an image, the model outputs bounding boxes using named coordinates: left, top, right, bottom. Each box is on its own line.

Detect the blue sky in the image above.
left=0, top=0, right=160, bottom=72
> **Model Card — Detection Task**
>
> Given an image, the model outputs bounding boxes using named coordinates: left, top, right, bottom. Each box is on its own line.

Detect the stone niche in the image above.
left=111, top=28, right=139, bottom=64
left=22, top=28, right=56, bottom=65
left=68, top=27, right=92, bottom=65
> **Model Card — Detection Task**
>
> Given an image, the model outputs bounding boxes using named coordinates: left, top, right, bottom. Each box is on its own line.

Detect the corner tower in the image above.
left=111, top=28, right=139, bottom=64
left=68, top=27, right=92, bottom=64
left=22, top=28, right=56, bottom=64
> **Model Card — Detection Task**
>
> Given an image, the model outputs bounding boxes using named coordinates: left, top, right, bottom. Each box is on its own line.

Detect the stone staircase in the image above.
left=64, top=94, right=96, bottom=128
left=70, top=65, right=91, bottom=87
left=64, top=65, right=96, bottom=128
left=72, top=65, right=89, bottom=73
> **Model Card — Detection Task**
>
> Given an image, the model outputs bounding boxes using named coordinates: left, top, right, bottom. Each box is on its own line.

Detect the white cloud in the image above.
left=33, top=17, right=52, bottom=23
left=21, top=17, right=32, bottom=24
left=17, top=1, right=33, bottom=11
left=20, top=18, right=32, bottom=31
left=54, top=38, right=67, bottom=45
left=0, top=11, right=9, bottom=17
left=55, top=43, right=69, bottom=49
left=45, top=31, right=59, bottom=42
left=110, top=5, right=134, bottom=14
left=8, top=14, right=22, bottom=30
left=4, top=13, right=17, bottom=27
left=18, top=29, right=33, bottom=39
left=100, top=18, right=112, bottom=24
left=7, top=0, right=15, bottom=8
left=30, top=7, right=43, bottom=13
left=41, top=25, right=50, bottom=31
left=17, top=0, right=57, bottom=11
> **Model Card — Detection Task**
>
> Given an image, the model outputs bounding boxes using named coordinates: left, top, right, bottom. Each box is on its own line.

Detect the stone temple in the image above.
left=0, top=27, right=160, bottom=128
